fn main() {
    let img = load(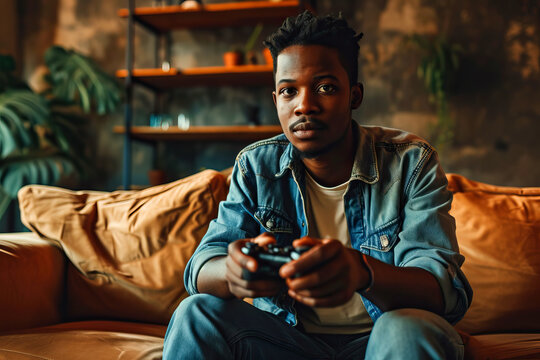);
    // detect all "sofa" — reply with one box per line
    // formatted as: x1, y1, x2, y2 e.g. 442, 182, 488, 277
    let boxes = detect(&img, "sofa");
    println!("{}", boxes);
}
0, 169, 539, 359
